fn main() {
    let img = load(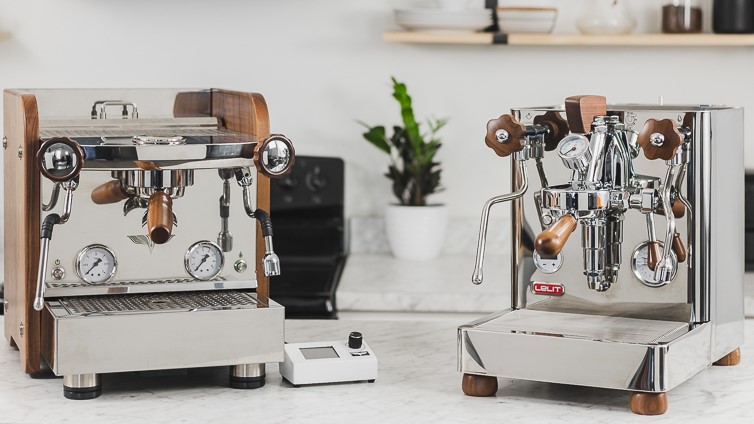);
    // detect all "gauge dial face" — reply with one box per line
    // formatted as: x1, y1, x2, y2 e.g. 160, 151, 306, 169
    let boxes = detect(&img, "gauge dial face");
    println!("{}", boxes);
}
76, 244, 117, 284
631, 241, 677, 288
533, 251, 563, 274
557, 134, 591, 159
185, 241, 224, 280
